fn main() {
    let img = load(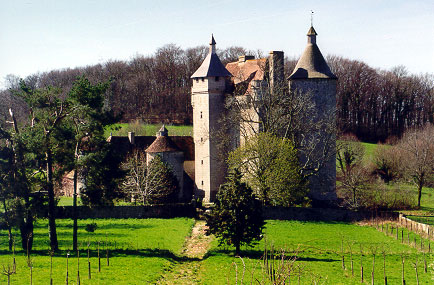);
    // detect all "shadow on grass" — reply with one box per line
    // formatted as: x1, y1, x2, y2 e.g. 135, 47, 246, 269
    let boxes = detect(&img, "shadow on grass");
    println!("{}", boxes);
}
0, 248, 201, 263
204, 249, 338, 263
